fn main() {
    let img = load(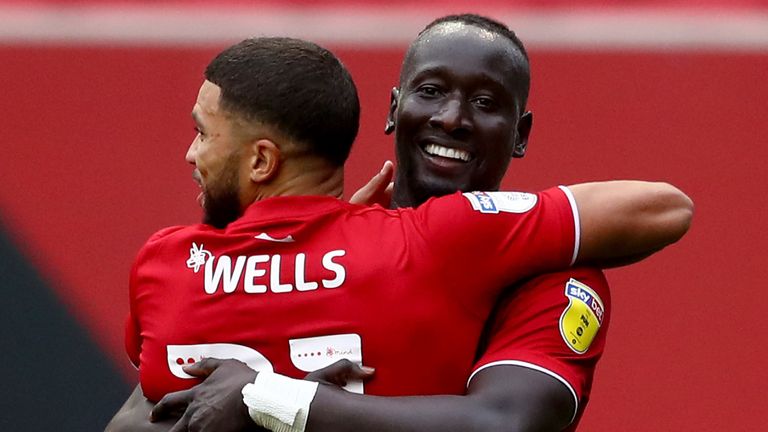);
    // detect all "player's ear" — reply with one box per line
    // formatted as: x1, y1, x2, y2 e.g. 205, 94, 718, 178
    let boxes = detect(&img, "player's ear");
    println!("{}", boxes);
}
384, 87, 400, 135
513, 111, 532, 158
249, 139, 281, 183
